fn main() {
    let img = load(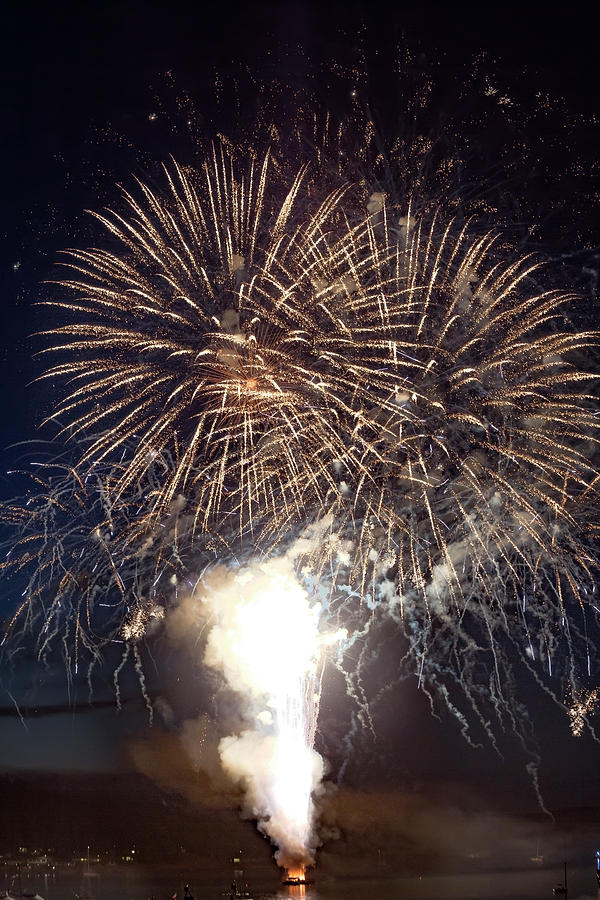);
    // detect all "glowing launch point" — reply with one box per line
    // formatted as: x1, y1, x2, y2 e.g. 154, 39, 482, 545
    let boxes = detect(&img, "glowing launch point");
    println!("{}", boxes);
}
199, 558, 345, 871
282, 866, 309, 886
